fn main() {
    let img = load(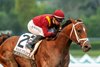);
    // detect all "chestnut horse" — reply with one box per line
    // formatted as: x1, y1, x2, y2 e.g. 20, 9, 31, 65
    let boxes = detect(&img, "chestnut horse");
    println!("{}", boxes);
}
0, 18, 91, 67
